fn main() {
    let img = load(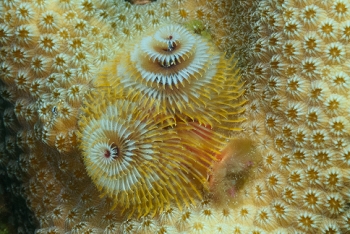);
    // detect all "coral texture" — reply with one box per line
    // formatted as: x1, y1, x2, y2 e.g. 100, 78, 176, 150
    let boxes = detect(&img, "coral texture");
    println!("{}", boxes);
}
1, 0, 350, 234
